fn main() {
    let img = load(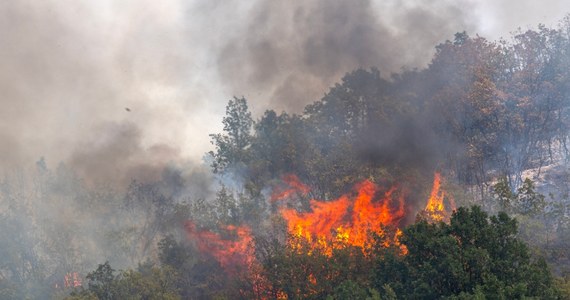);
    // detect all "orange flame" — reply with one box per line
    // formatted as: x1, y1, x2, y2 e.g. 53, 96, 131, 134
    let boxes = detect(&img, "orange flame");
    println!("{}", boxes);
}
279, 180, 406, 255
421, 172, 455, 223
183, 172, 454, 295
184, 221, 254, 273
184, 222, 271, 298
